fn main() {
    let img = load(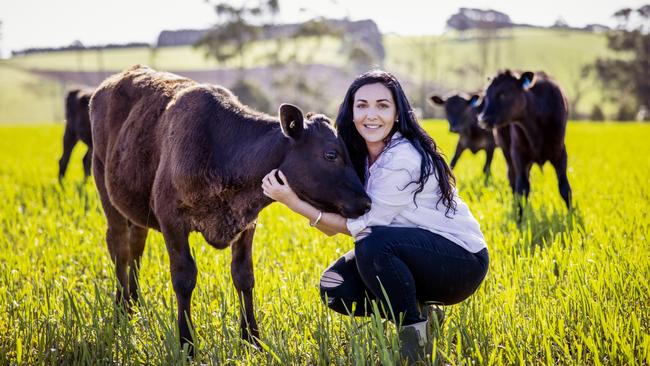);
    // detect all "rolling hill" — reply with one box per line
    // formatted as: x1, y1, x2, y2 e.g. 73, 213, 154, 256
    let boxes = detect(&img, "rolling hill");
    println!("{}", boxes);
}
0, 27, 615, 123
